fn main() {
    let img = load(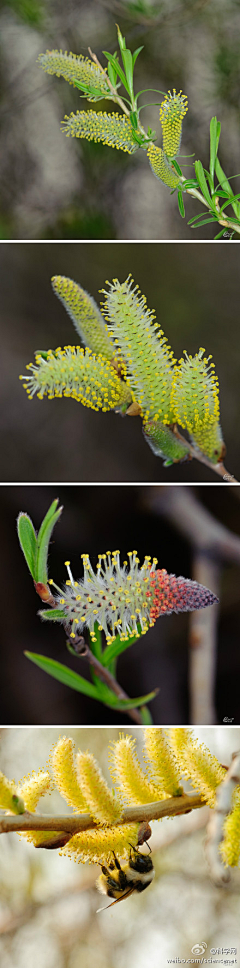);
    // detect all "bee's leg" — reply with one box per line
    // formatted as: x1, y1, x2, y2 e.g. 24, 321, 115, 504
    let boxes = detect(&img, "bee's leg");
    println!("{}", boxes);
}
112, 852, 122, 871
